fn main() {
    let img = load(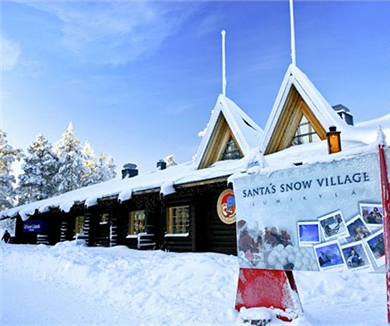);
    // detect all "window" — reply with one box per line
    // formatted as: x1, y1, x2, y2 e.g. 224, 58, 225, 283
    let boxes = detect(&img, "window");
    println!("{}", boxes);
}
290, 115, 321, 146
221, 137, 242, 161
75, 216, 84, 234
128, 210, 146, 235
167, 206, 190, 234
100, 213, 109, 225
